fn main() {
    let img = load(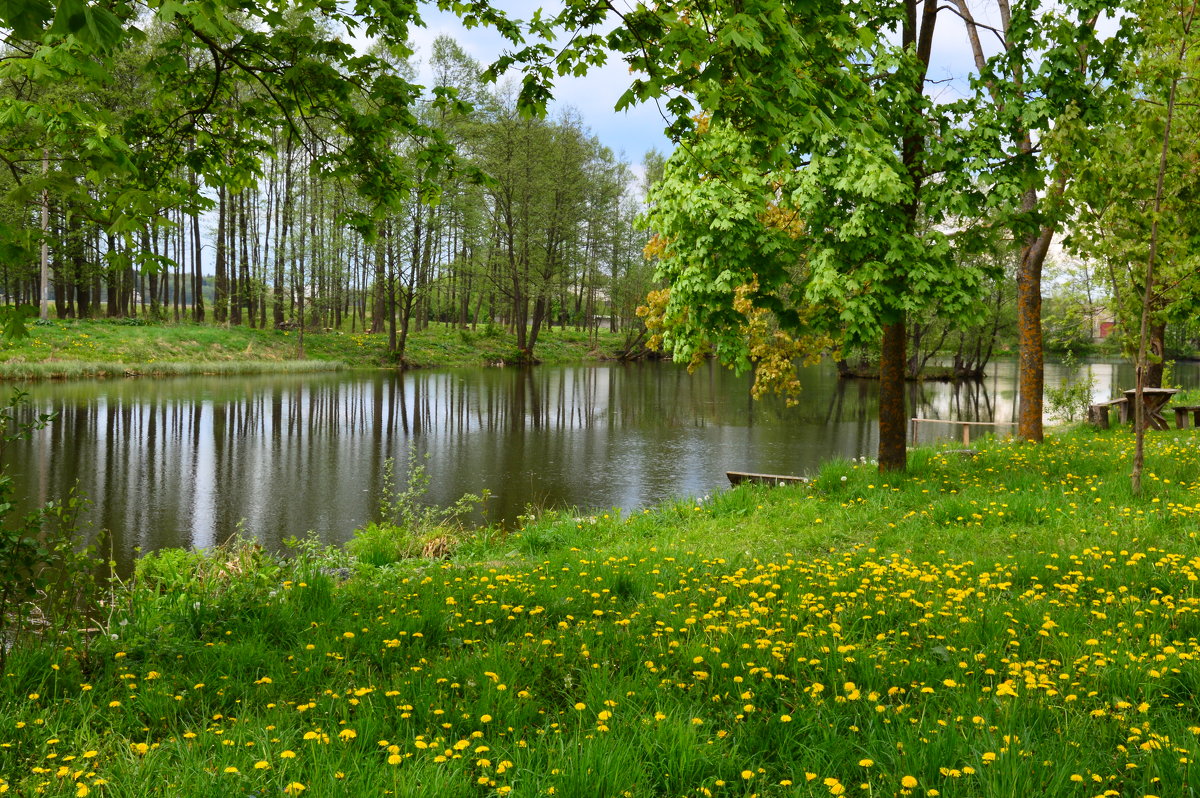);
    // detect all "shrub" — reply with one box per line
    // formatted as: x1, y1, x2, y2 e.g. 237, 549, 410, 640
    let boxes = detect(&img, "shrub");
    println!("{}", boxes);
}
0, 390, 106, 669
348, 453, 490, 566
1046, 354, 1096, 423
